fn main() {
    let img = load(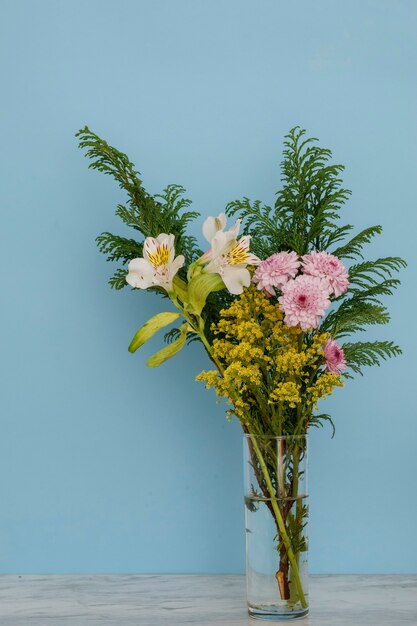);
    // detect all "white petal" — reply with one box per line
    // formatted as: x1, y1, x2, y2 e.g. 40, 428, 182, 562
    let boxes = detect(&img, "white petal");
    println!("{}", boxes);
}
162, 254, 185, 291
144, 234, 176, 264
210, 230, 229, 258
232, 235, 260, 265
202, 213, 227, 242
229, 218, 242, 240
165, 235, 176, 263
222, 266, 251, 295
143, 237, 158, 261
128, 257, 150, 274
156, 233, 174, 250
204, 258, 220, 274
126, 258, 155, 289
247, 253, 261, 266
238, 235, 251, 251
170, 254, 185, 277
